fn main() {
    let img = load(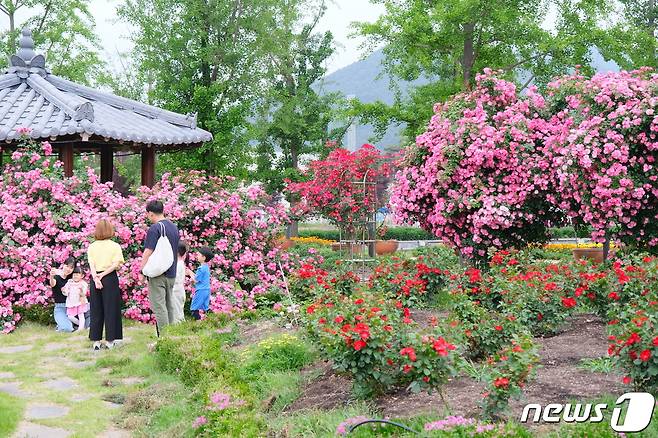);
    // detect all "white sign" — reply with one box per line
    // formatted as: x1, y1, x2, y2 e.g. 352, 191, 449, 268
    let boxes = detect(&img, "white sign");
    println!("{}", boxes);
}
520, 392, 655, 433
